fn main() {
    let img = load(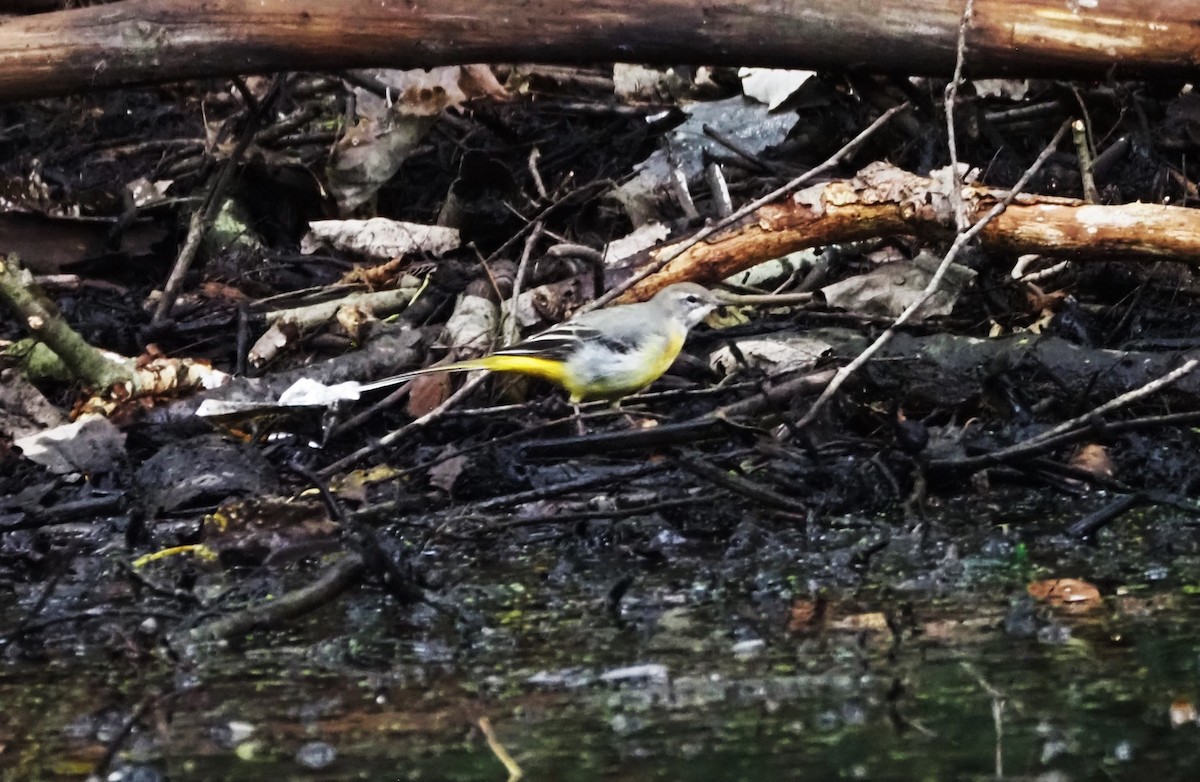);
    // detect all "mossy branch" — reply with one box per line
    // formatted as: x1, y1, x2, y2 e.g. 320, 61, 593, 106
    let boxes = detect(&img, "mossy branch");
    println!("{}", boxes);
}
0, 254, 137, 391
